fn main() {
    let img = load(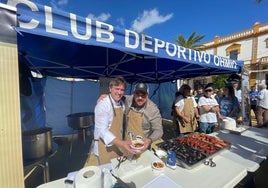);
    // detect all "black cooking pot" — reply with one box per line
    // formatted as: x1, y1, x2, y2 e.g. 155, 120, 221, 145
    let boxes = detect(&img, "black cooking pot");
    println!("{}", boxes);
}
22, 127, 52, 160
67, 112, 94, 129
